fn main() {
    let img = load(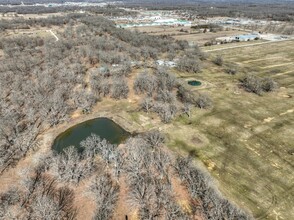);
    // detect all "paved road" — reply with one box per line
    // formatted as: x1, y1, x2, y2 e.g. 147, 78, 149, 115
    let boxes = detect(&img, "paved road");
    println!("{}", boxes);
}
202, 39, 293, 52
